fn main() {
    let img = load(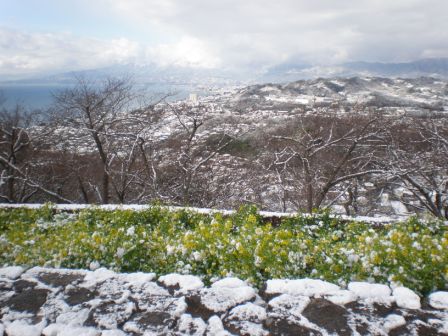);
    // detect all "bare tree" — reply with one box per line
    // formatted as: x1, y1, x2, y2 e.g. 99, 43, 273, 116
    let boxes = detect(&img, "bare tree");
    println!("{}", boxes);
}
53, 76, 148, 203
164, 102, 242, 206
387, 118, 448, 219
0, 103, 71, 203
271, 114, 385, 213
